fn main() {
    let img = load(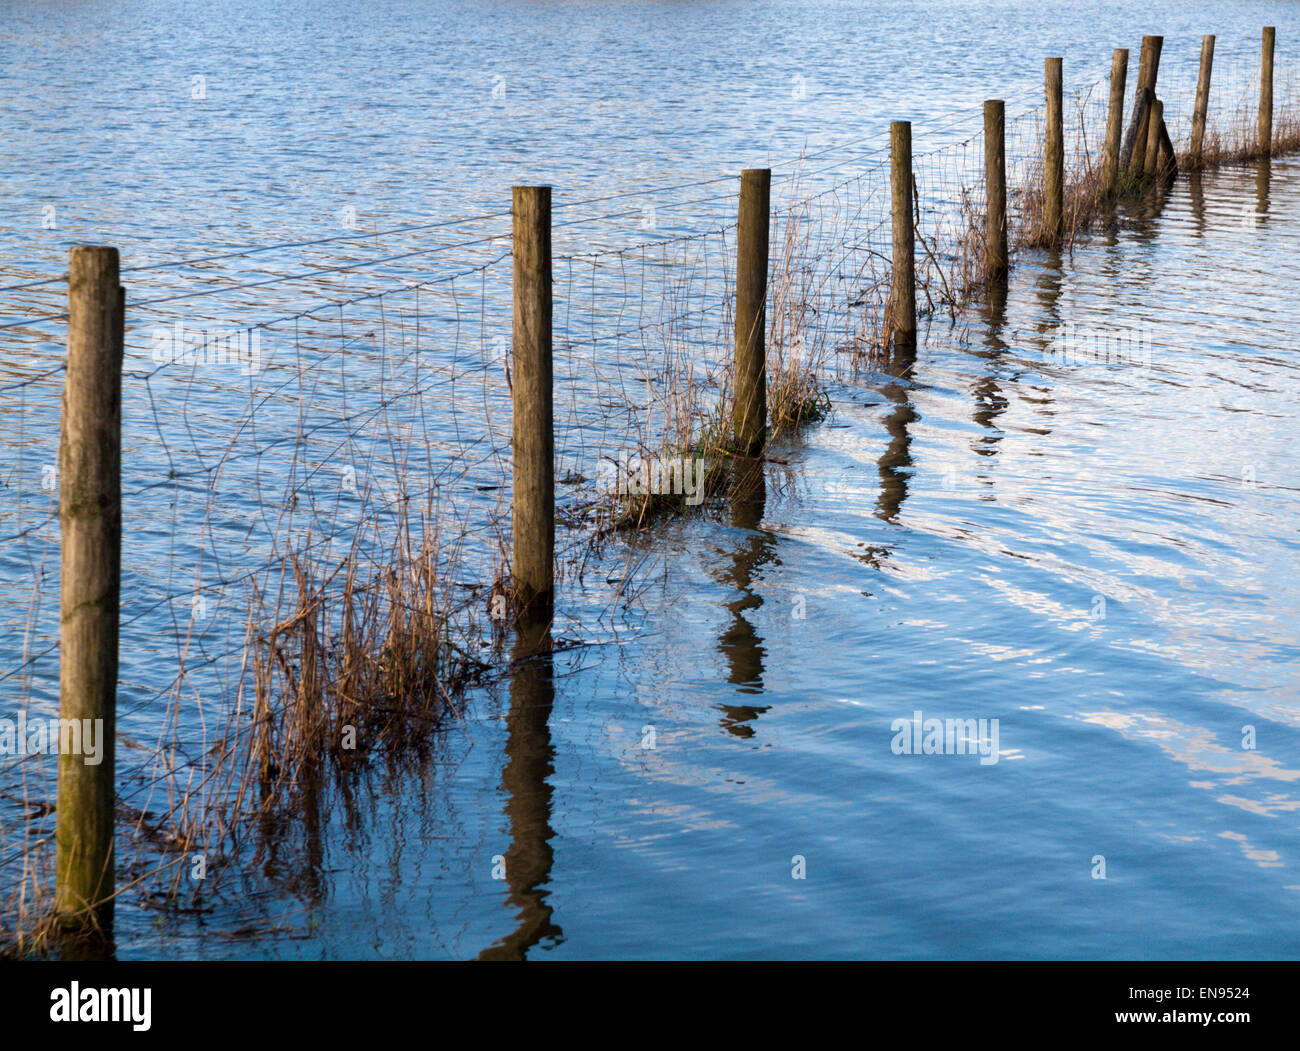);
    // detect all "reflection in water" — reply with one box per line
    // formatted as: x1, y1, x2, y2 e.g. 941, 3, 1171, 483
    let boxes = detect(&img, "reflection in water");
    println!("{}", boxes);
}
971, 278, 1010, 459
715, 458, 773, 736
875, 341, 917, 524
1033, 246, 1065, 338
479, 616, 562, 959
1256, 157, 1272, 224
1188, 169, 1206, 237
57, 927, 115, 963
